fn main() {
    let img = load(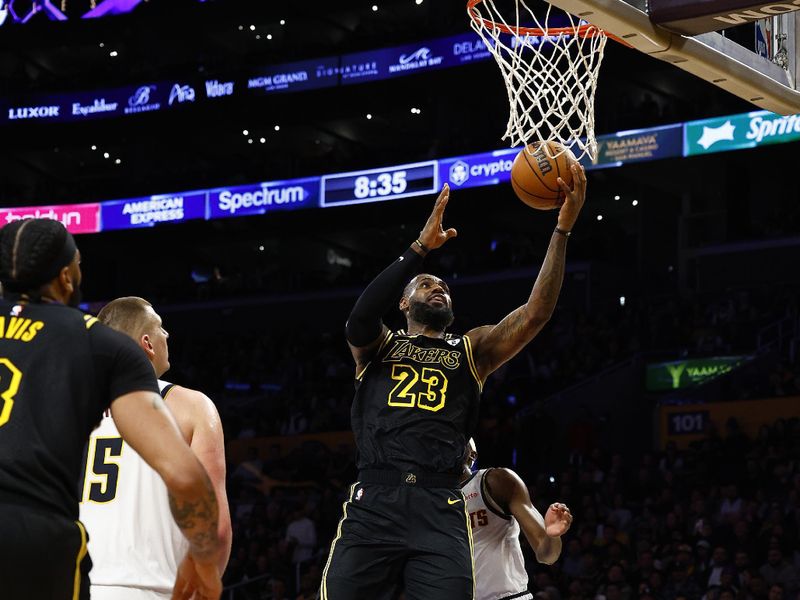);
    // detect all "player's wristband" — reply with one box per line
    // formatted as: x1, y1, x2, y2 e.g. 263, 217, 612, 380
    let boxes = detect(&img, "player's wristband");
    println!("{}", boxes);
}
554, 226, 571, 238
414, 239, 429, 254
